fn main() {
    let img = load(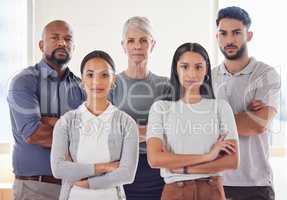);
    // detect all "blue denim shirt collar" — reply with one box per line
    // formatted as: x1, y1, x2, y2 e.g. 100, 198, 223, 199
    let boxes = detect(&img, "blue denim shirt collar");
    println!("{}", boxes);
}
38, 59, 71, 80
